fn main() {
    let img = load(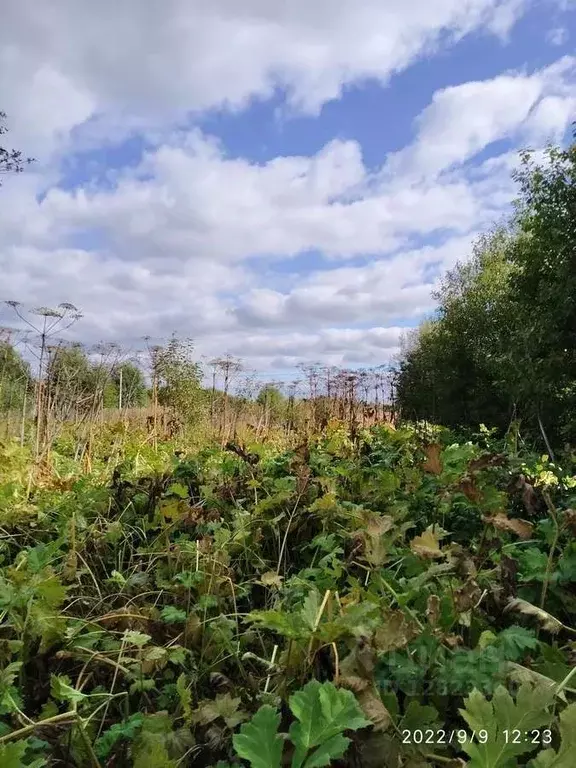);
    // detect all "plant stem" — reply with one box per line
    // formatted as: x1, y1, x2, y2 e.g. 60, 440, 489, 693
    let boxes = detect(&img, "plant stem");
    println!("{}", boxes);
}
0, 711, 77, 743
